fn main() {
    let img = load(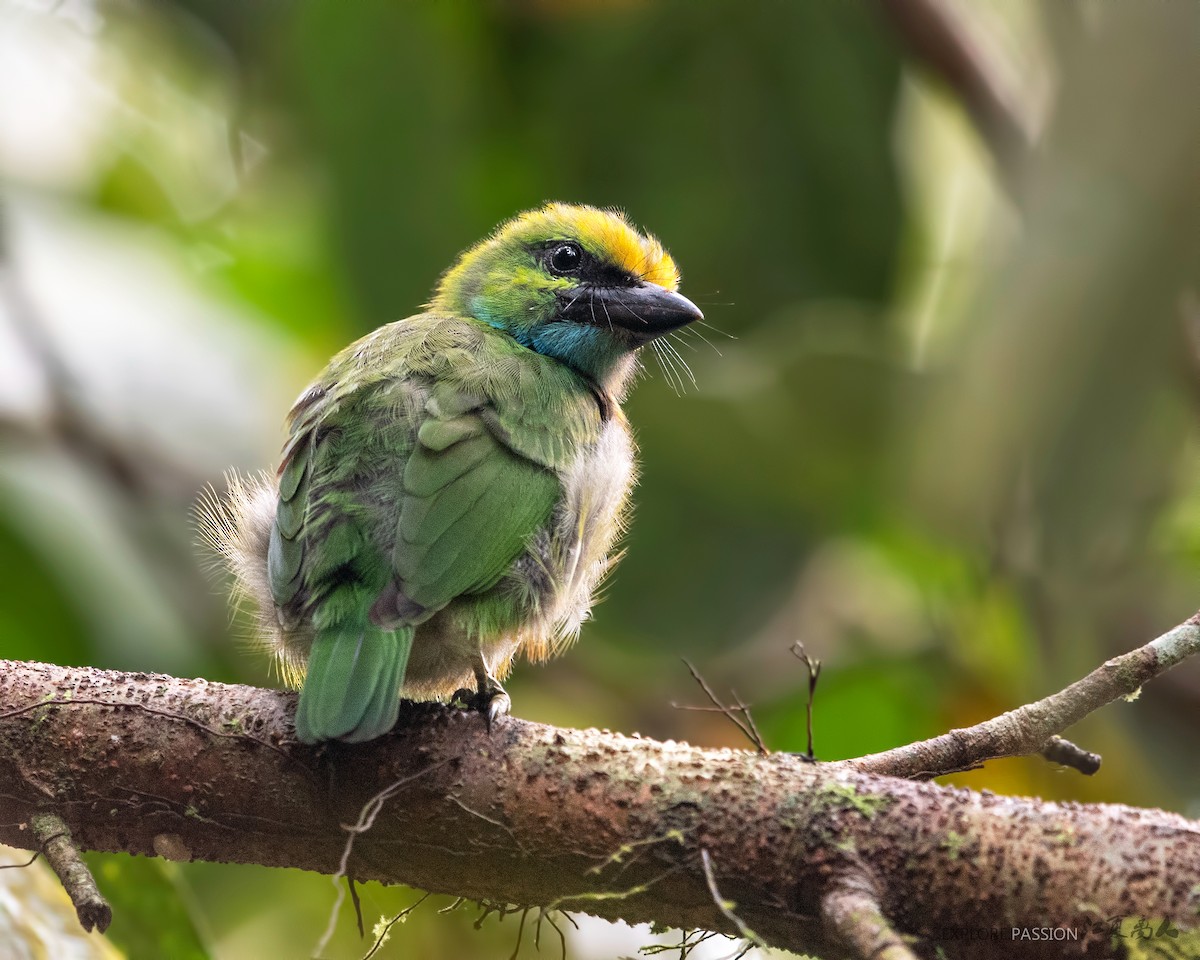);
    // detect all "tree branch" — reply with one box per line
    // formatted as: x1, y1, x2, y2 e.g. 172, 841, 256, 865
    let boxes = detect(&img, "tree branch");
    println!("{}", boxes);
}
840, 613, 1200, 780
0, 656, 1197, 959
876, 0, 1033, 171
